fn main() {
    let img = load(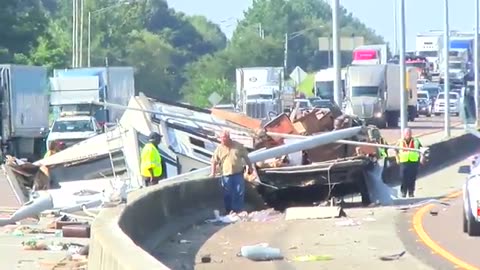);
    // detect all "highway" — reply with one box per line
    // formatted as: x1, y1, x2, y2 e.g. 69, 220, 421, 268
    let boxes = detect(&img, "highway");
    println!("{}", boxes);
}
413, 196, 480, 270
380, 115, 462, 143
